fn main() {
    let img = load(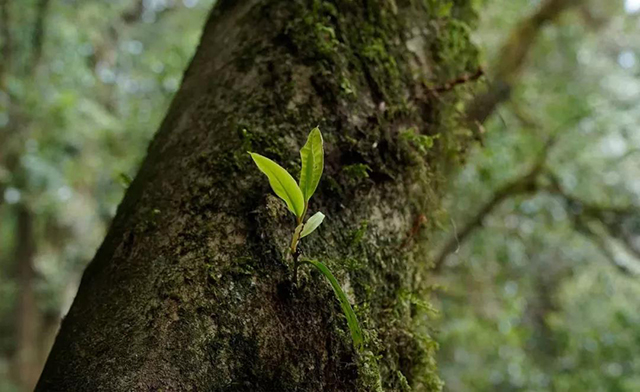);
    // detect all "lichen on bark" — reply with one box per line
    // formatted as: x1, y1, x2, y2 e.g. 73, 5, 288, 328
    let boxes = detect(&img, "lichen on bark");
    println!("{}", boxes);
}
37, 0, 479, 391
